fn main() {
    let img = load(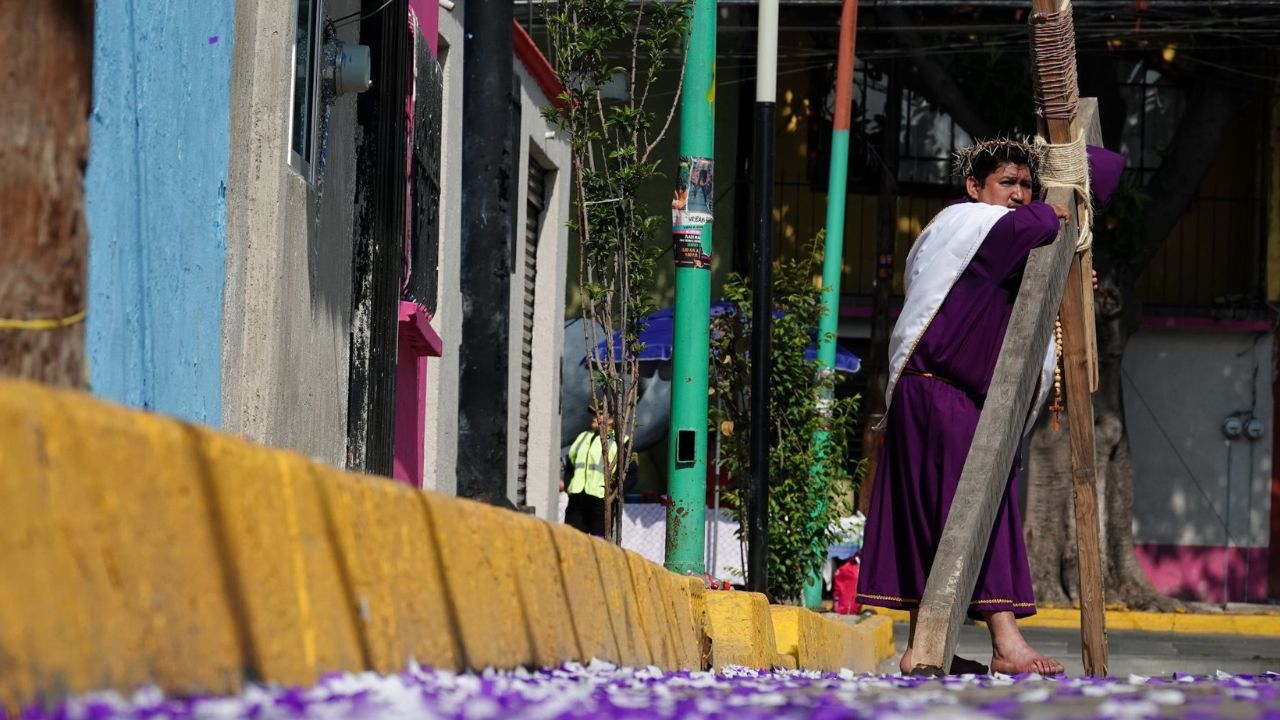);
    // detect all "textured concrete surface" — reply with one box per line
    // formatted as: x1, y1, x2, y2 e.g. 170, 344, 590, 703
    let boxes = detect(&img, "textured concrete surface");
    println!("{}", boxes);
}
704, 593, 789, 670
771, 608, 895, 673
220, 0, 360, 467
887, 620, 1280, 677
